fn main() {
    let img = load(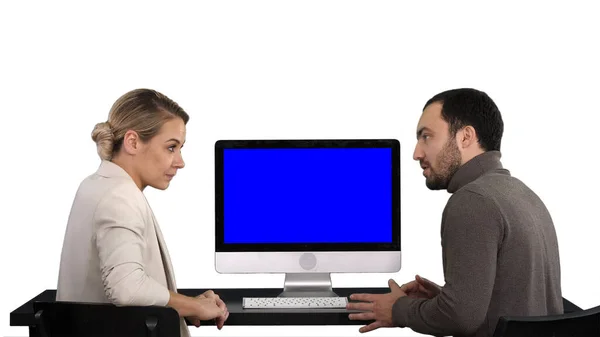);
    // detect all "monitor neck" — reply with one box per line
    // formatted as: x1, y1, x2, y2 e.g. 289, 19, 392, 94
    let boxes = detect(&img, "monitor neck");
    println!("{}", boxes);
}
279, 273, 339, 297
